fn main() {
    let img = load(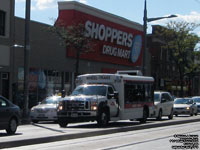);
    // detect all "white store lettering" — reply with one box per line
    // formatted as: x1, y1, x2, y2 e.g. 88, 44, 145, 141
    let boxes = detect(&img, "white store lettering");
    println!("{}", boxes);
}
85, 20, 133, 48
102, 45, 131, 59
